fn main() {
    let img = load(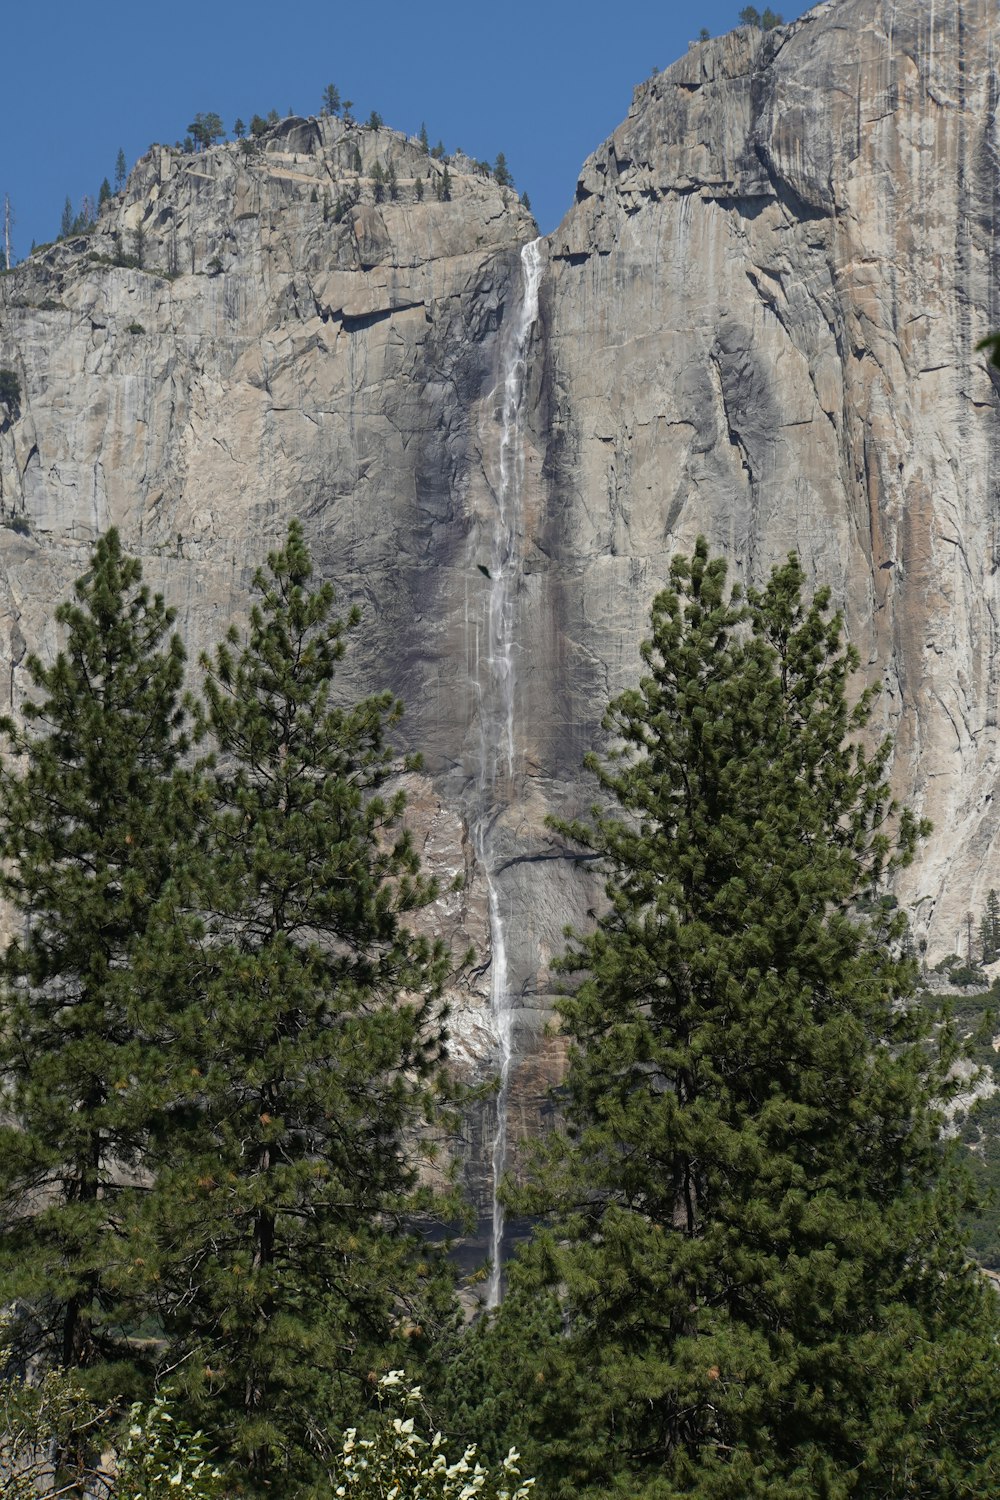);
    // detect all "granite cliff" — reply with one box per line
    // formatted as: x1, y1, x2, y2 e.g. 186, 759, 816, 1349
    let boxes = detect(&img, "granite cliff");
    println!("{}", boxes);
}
1, 0, 999, 1240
